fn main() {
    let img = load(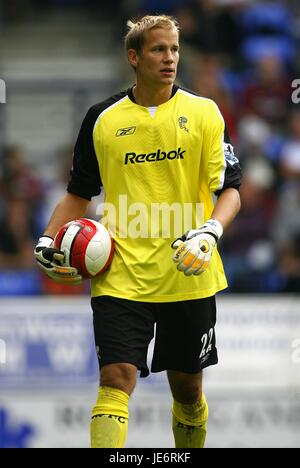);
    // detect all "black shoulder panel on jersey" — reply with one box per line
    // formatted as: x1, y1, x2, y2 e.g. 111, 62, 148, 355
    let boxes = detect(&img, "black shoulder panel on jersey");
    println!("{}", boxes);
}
215, 125, 242, 197
67, 89, 129, 201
